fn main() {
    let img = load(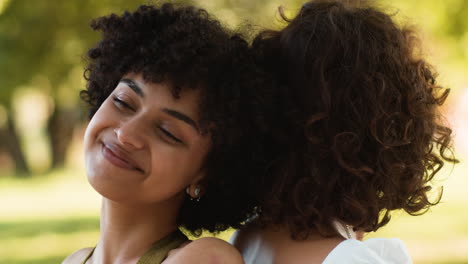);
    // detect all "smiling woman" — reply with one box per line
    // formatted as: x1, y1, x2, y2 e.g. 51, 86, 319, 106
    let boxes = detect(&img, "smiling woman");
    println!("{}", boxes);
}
62, 2, 276, 264
84, 73, 211, 204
